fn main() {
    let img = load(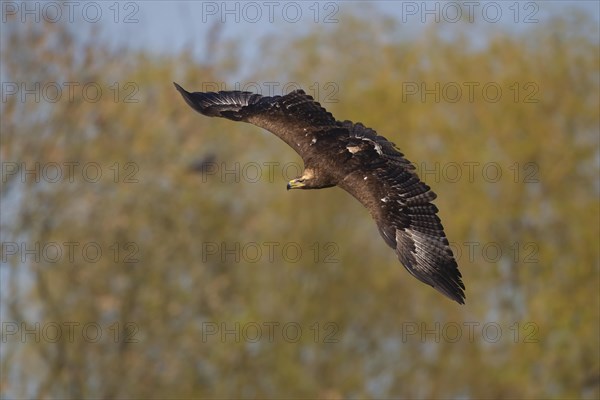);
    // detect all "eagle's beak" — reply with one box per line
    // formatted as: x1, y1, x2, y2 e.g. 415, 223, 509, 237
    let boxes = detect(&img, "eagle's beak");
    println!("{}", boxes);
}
287, 179, 305, 190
